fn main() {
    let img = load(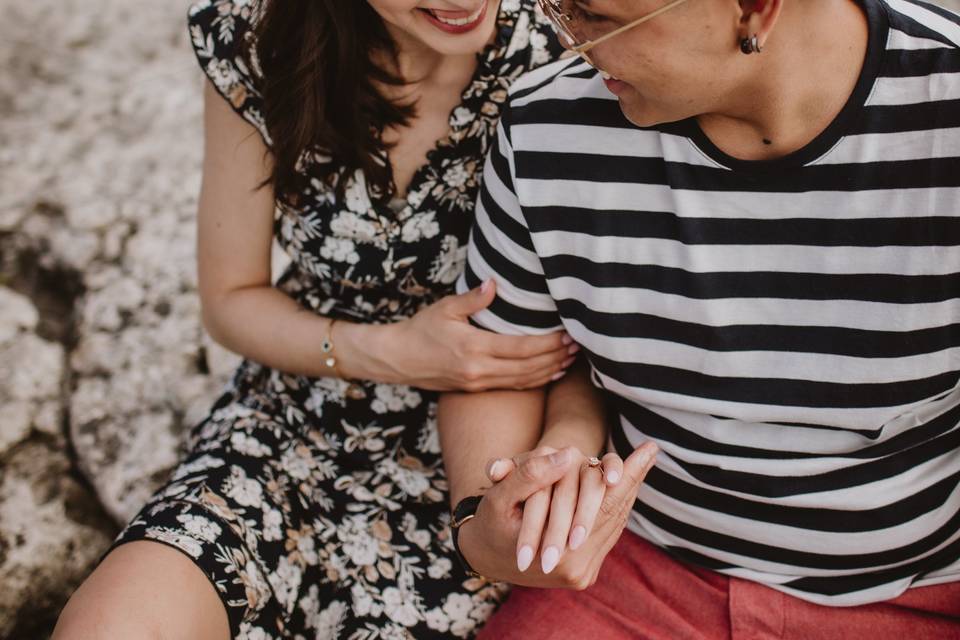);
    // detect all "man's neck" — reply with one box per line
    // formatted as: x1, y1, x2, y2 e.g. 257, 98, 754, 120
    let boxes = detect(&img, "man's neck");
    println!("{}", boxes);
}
697, 0, 870, 162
